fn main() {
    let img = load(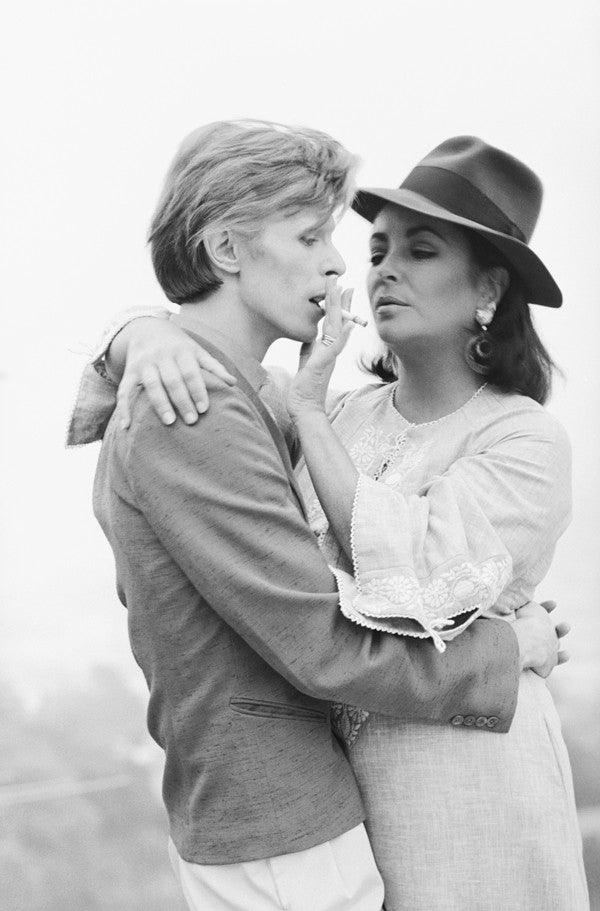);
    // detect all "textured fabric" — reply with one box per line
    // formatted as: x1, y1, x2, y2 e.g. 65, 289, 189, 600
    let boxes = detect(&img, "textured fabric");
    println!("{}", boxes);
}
301, 382, 571, 650
66, 305, 171, 446
90, 321, 525, 866
168, 825, 384, 911
352, 673, 589, 910
298, 382, 589, 910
